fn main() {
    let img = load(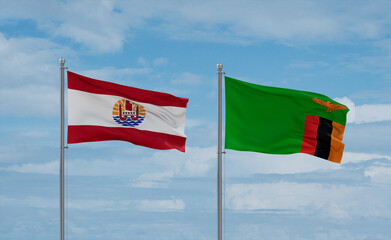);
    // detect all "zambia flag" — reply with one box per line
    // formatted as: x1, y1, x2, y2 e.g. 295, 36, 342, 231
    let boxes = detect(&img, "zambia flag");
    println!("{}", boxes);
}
225, 77, 349, 164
